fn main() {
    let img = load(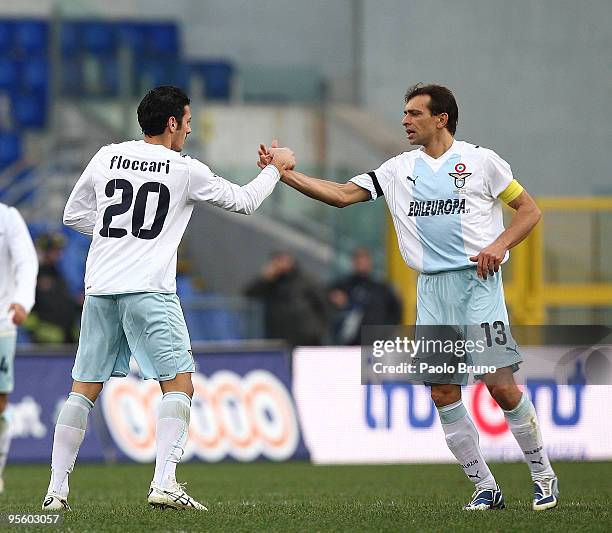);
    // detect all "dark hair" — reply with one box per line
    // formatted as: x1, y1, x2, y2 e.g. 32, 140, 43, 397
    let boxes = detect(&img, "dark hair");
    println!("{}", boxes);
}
137, 85, 190, 136
404, 83, 458, 135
